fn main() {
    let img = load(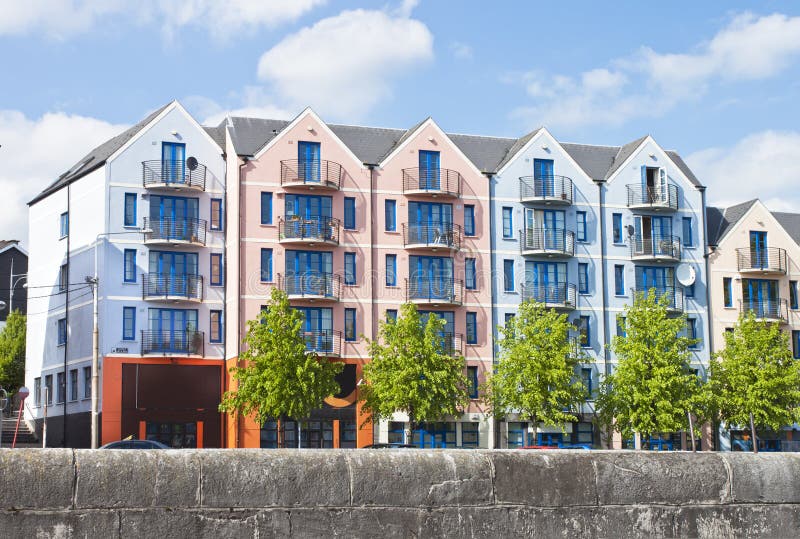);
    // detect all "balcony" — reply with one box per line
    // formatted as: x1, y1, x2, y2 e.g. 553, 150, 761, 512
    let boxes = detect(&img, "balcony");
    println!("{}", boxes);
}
519, 176, 573, 205
143, 217, 207, 247
280, 159, 344, 190
441, 333, 464, 357
520, 228, 575, 257
739, 298, 788, 324
142, 274, 203, 303
402, 168, 462, 198
142, 160, 206, 191
631, 234, 681, 263
403, 223, 462, 251
278, 216, 340, 246
406, 278, 464, 306
521, 283, 577, 310
141, 330, 204, 356
736, 247, 788, 275
635, 286, 684, 313
302, 330, 342, 357
279, 273, 341, 302
626, 184, 679, 211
